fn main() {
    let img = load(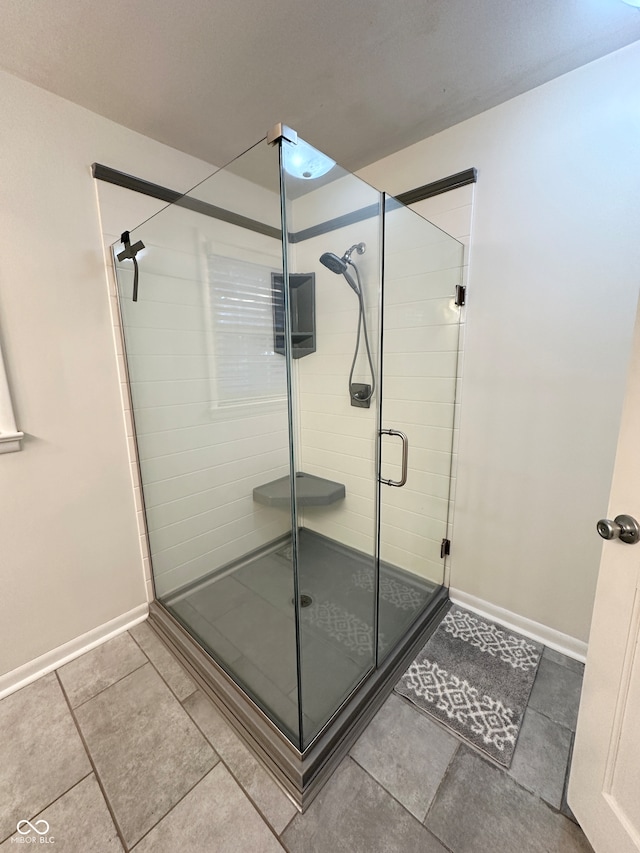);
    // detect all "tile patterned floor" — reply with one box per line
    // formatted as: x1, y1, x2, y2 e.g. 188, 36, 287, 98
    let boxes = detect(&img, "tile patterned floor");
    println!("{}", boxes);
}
0, 619, 593, 852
